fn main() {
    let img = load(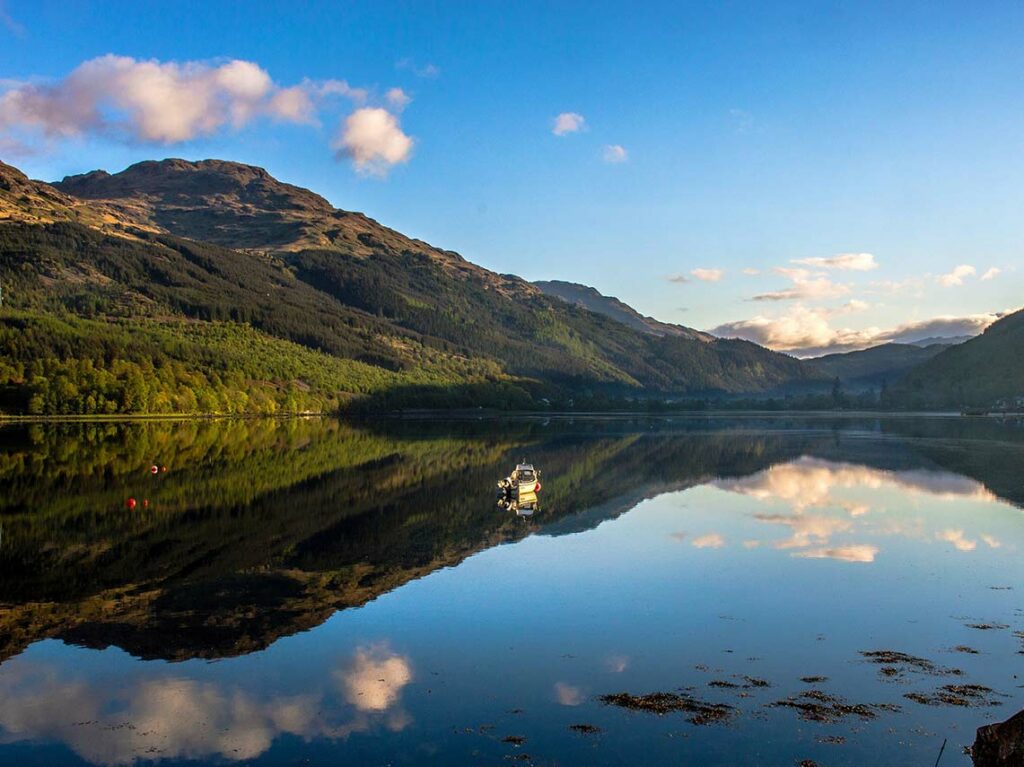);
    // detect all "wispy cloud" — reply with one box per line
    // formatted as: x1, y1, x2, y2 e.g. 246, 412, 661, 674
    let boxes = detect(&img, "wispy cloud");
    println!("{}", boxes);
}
981, 267, 1001, 281
602, 143, 628, 163
385, 87, 411, 110
396, 58, 440, 78
0, 0, 24, 37
666, 273, 690, 284
937, 264, 976, 287
752, 267, 849, 302
552, 112, 585, 136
